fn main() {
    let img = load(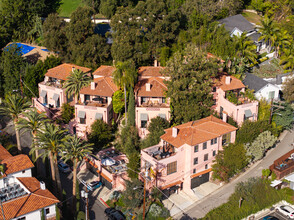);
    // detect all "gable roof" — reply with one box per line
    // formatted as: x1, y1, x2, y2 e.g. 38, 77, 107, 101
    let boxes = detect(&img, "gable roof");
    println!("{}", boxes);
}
1, 154, 34, 176
0, 177, 59, 220
243, 72, 269, 92
161, 115, 237, 148
0, 145, 12, 161
138, 66, 165, 78
93, 65, 116, 77
135, 77, 167, 97
215, 74, 245, 91
45, 63, 91, 81
218, 14, 255, 33
80, 77, 118, 97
